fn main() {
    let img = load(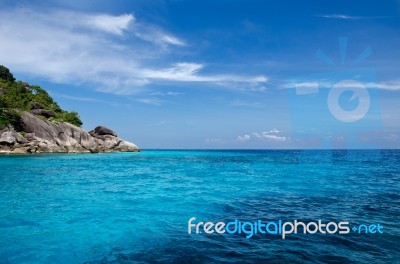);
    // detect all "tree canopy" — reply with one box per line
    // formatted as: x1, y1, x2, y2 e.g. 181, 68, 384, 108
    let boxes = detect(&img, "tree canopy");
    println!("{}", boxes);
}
0, 65, 82, 129
0, 65, 15, 82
